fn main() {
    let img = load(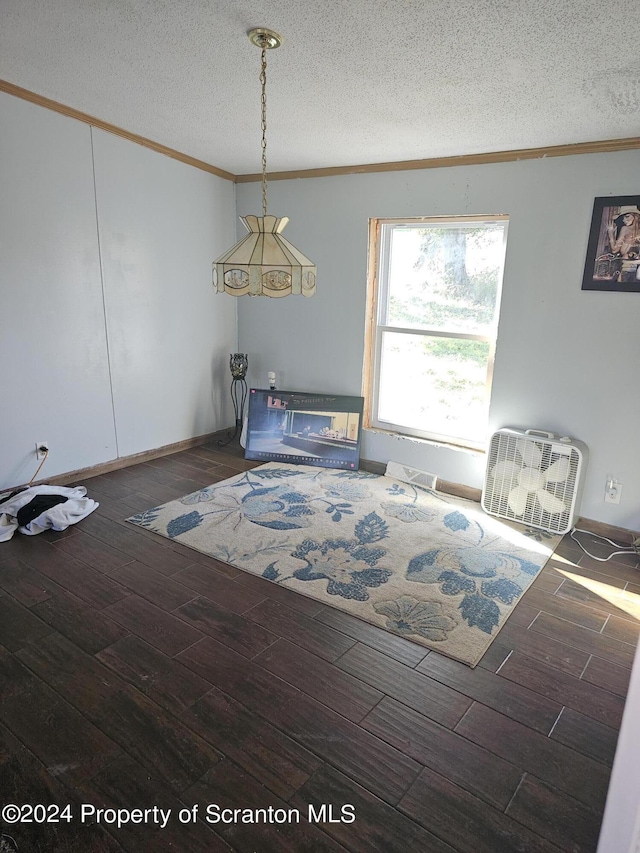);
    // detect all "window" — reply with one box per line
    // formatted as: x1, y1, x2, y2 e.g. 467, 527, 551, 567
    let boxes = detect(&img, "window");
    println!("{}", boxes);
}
366, 216, 508, 450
